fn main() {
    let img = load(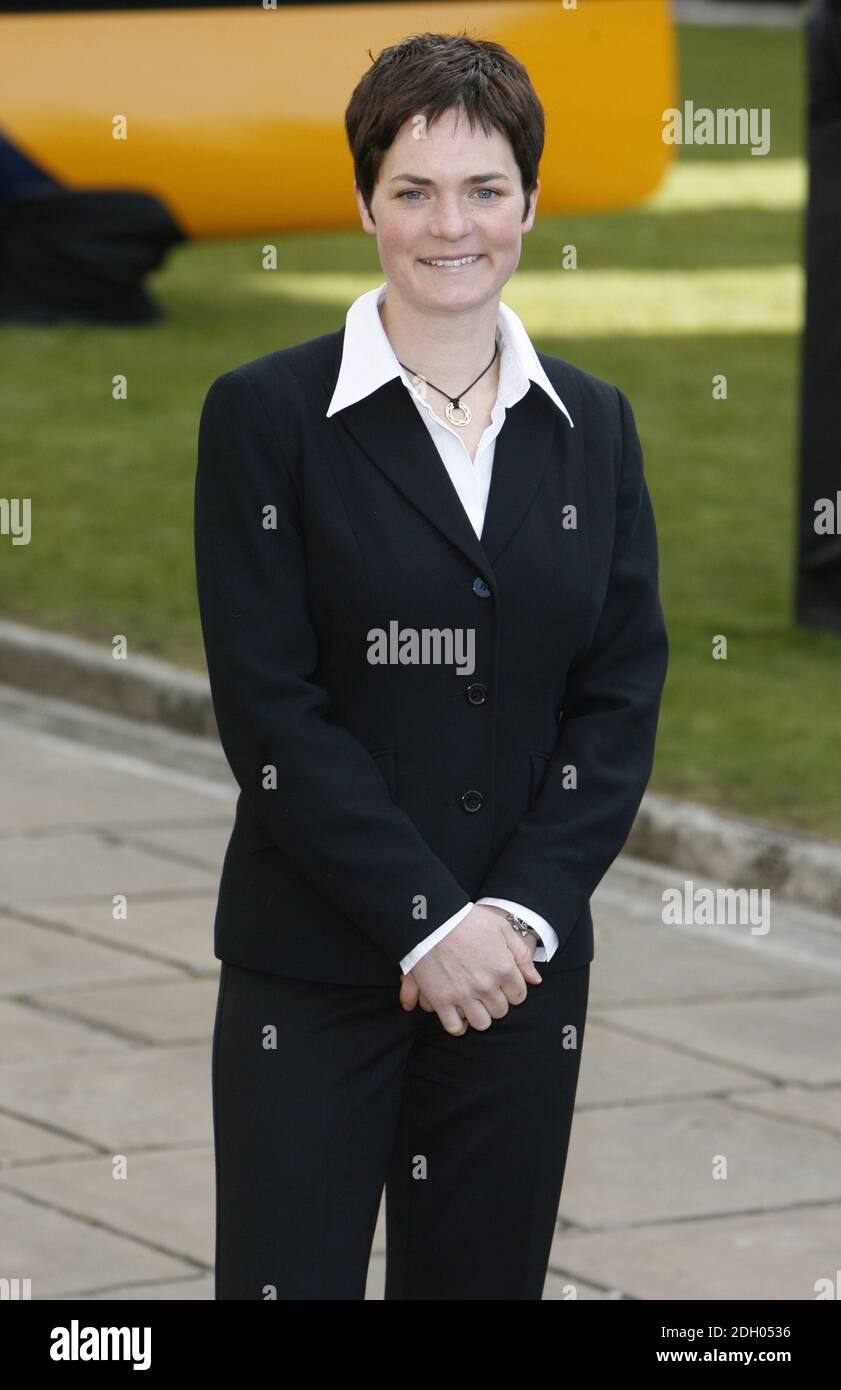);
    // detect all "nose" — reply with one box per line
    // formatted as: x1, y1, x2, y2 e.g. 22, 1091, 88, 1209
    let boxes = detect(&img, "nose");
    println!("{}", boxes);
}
426, 192, 474, 240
